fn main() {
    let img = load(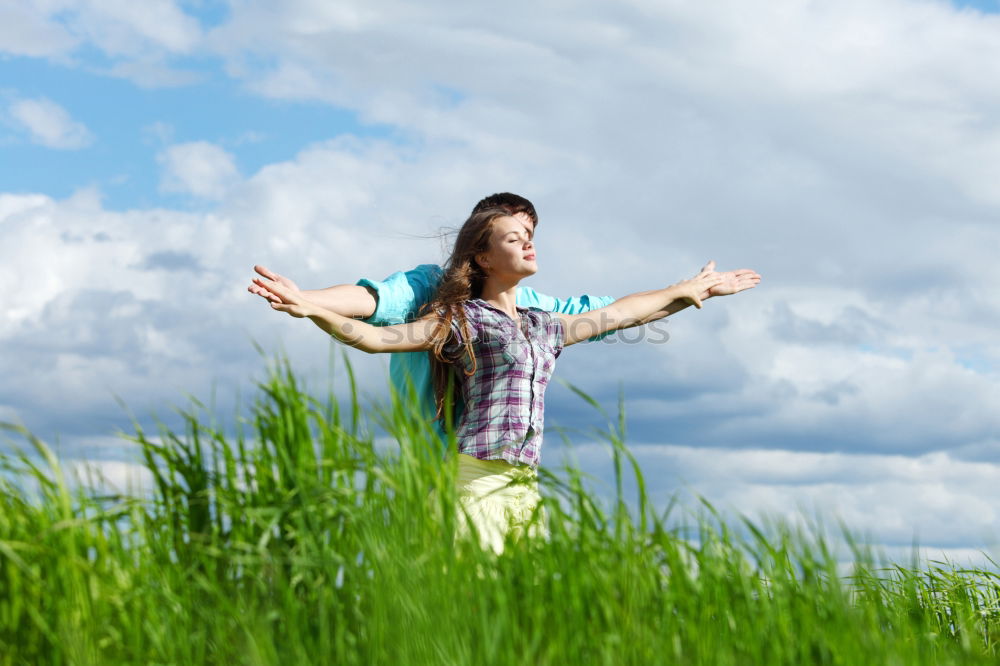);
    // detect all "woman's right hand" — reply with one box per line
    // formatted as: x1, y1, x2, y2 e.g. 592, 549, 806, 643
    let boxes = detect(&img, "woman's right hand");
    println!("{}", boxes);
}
672, 265, 725, 309
248, 265, 302, 304
252, 273, 317, 318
